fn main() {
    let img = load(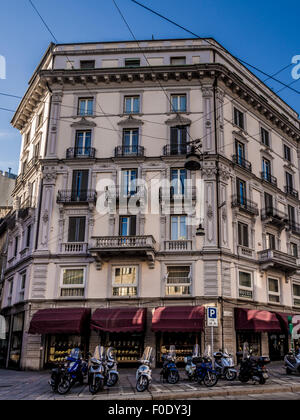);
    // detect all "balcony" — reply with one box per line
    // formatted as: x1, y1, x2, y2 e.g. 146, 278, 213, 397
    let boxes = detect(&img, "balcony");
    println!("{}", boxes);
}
90, 235, 156, 269
66, 147, 96, 159
18, 197, 35, 220
232, 155, 252, 172
61, 243, 88, 254
261, 172, 278, 187
114, 145, 145, 158
285, 186, 299, 199
162, 144, 189, 156
164, 240, 193, 252
287, 221, 300, 236
159, 186, 197, 202
105, 185, 146, 202
231, 195, 259, 216
258, 249, 298, 274
261, 207, 288, 228
57, 190, 97, 204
